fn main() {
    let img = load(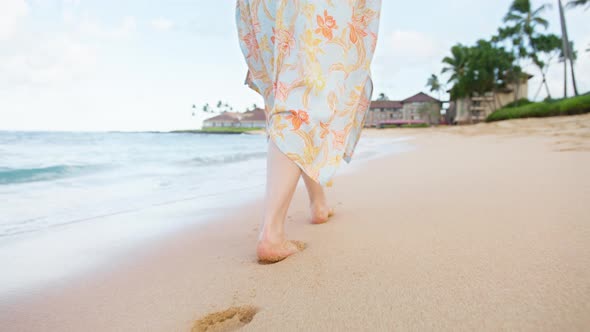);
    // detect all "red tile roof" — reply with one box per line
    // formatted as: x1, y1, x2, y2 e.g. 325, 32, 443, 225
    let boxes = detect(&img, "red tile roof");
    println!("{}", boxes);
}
242, 108, 266, 121
401, 92, 441, 104
203, 109, 266, 123
370, 100, 403, 109
203, 112, 240, 122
